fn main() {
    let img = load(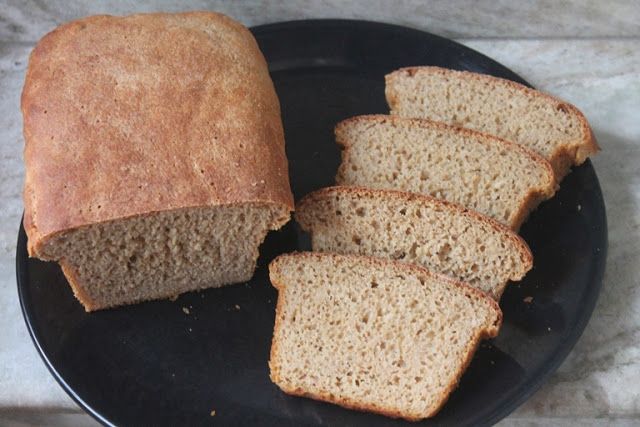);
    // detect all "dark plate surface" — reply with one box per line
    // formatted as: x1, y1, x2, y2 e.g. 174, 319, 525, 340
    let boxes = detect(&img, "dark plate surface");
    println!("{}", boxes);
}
17, 20, 607, 426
